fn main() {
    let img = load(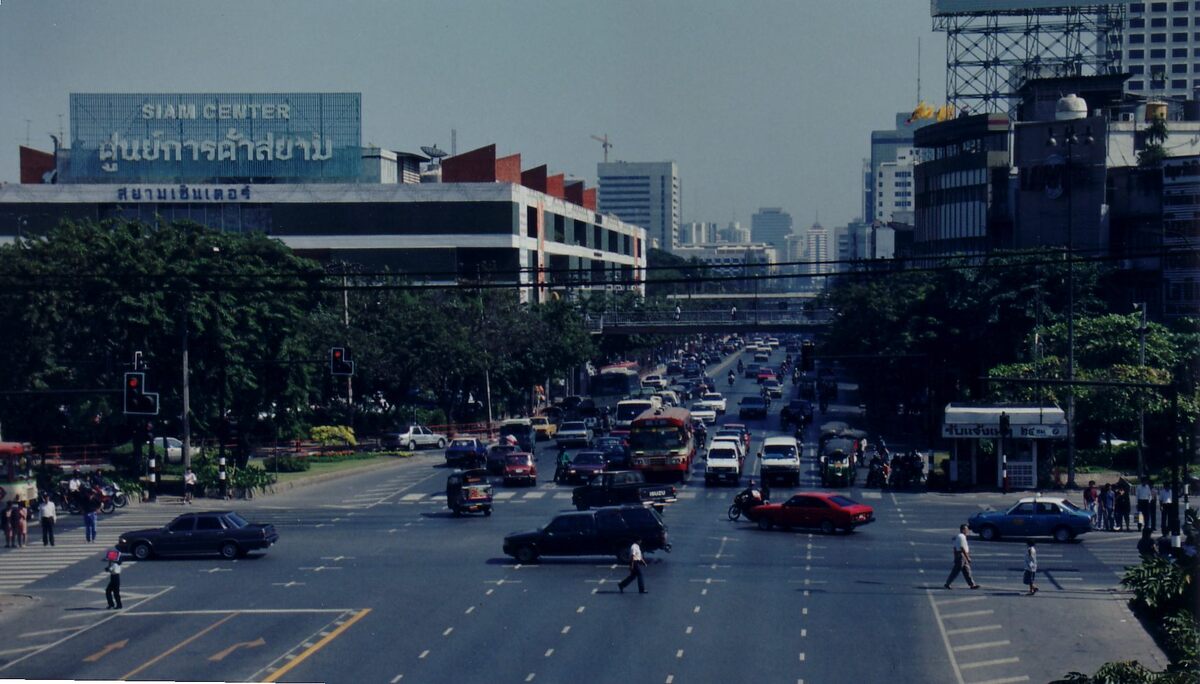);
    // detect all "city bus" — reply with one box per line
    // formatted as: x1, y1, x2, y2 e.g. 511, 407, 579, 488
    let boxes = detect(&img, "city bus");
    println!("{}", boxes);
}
613, 398, 657, 433
628, 407, 696, 482
591, 365, 641, 413
0, 443, 37, 504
